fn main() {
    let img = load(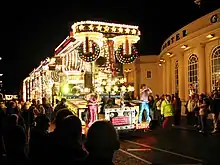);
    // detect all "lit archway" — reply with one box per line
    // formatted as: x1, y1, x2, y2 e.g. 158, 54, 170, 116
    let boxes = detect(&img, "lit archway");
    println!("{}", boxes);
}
188, 54, 198, 94
211, 45, 220, 90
